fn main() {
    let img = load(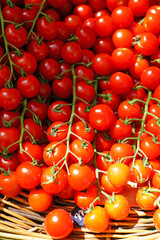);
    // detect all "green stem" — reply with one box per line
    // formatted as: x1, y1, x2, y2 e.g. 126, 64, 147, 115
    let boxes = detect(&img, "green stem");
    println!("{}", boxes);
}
26, 0, 47, 43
